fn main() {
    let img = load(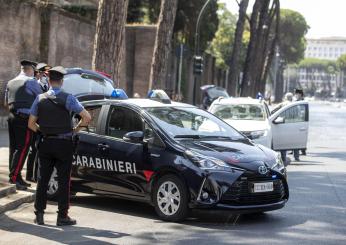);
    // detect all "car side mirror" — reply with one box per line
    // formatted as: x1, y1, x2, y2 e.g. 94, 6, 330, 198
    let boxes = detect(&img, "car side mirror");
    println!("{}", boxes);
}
273, 116, 285, 124
123, 131, 144, 143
